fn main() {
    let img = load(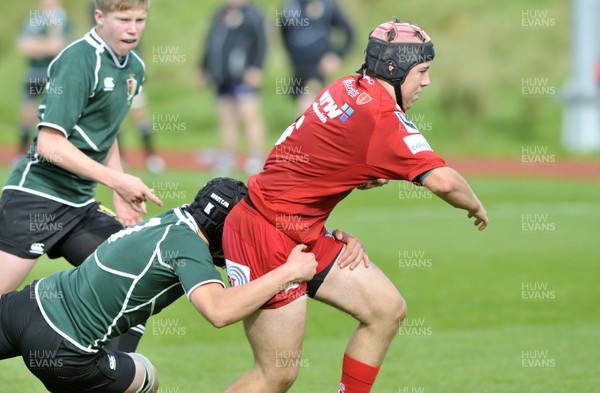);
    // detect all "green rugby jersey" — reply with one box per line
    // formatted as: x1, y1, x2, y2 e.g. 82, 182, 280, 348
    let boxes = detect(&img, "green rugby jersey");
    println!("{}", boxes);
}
35, 206, 224, 352
5, 29, 145, 206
